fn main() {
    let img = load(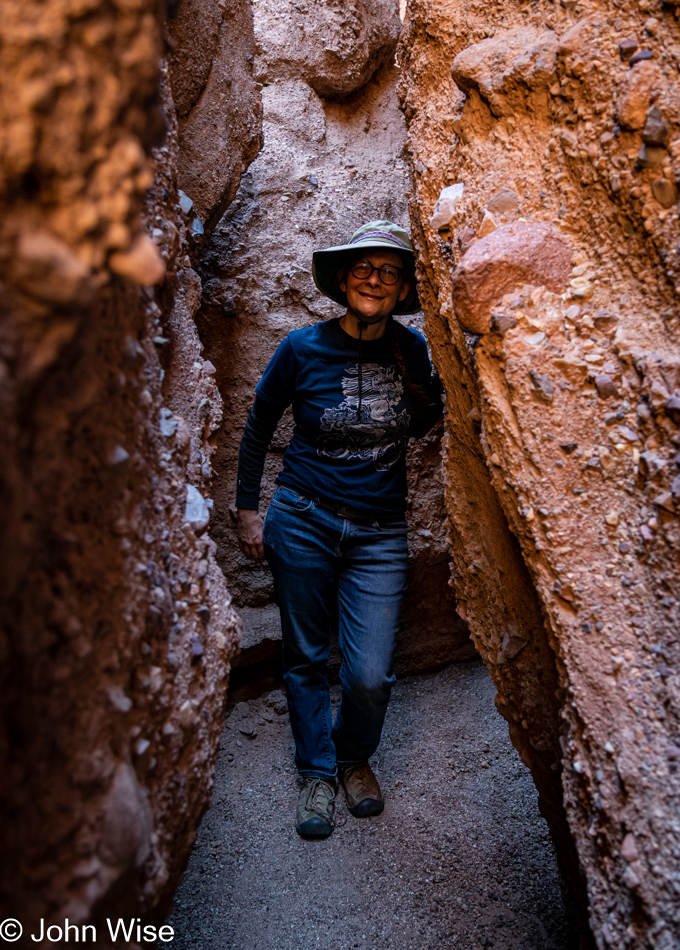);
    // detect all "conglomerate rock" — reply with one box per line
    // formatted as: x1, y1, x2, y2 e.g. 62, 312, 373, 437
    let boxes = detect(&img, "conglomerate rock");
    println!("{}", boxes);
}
194, 0, 473, 680
252, 0, 402, 99
0, 0, 259, 935
399, 0, 680, 945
